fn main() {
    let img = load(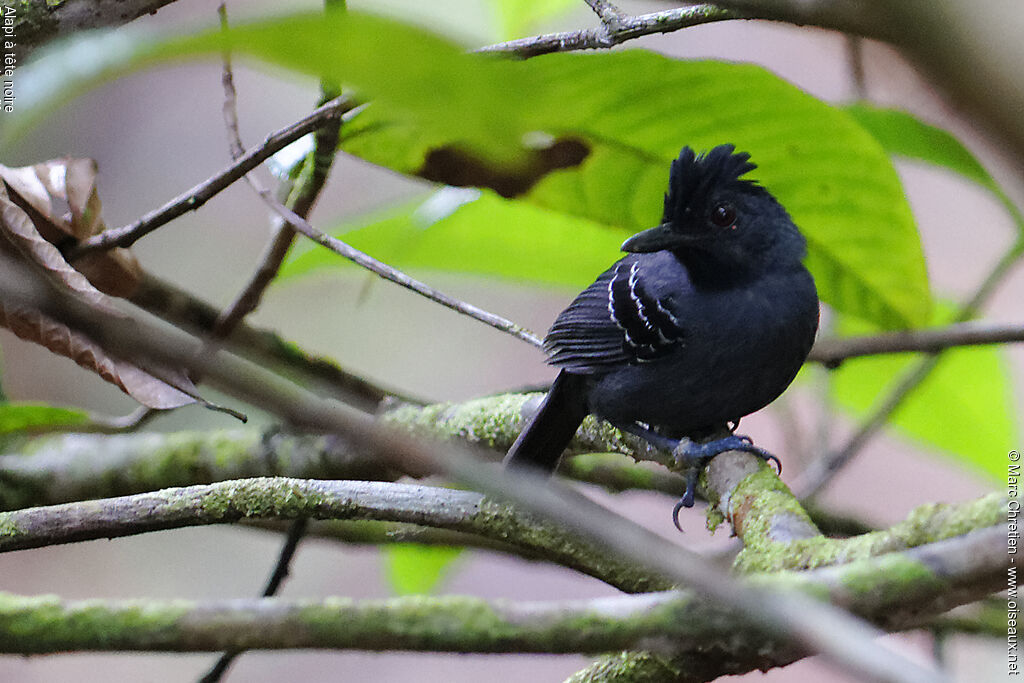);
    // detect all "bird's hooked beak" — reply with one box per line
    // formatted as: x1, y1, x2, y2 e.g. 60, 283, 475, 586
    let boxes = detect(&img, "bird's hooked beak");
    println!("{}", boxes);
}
621, 222, 704, 253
